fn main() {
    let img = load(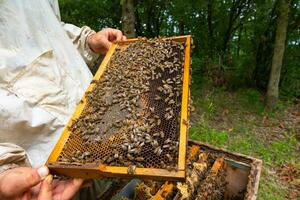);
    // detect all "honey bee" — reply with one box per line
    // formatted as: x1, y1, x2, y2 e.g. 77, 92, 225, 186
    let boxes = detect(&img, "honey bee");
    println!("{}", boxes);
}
157, 119, 161, 126
183, 119, 189, 126
164, 138, 172, 144
106, 157, 114, 163
153, 132, 160, 137
166, 154, 173, 162
154, 147, 163, 156
127, 165, 136, 174
136, 163, 144, 168
157, 86, 163, 92
82, 151, 91, 157
160, 161, 166, 168
149, 107, 155, 112
154, 95, 162, 101
152, 140, 159, 147
136, 157, 144, 162
114, 153, 119, 159
168, 99, 175, 105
